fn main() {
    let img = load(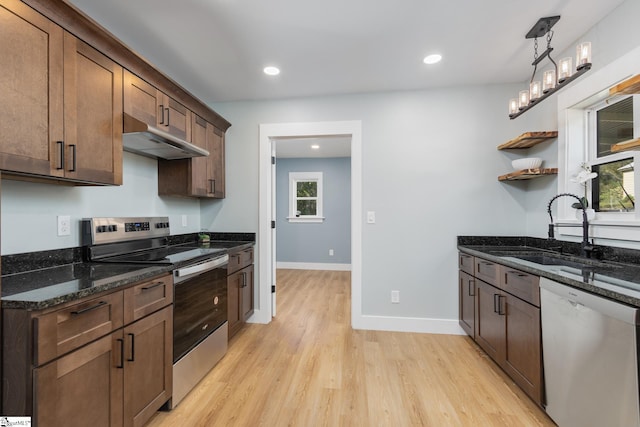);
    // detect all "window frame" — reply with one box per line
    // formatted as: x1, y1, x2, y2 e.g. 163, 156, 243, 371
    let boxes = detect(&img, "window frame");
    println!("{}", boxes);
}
586, 95, 637, 216
287, 171, 325, 223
